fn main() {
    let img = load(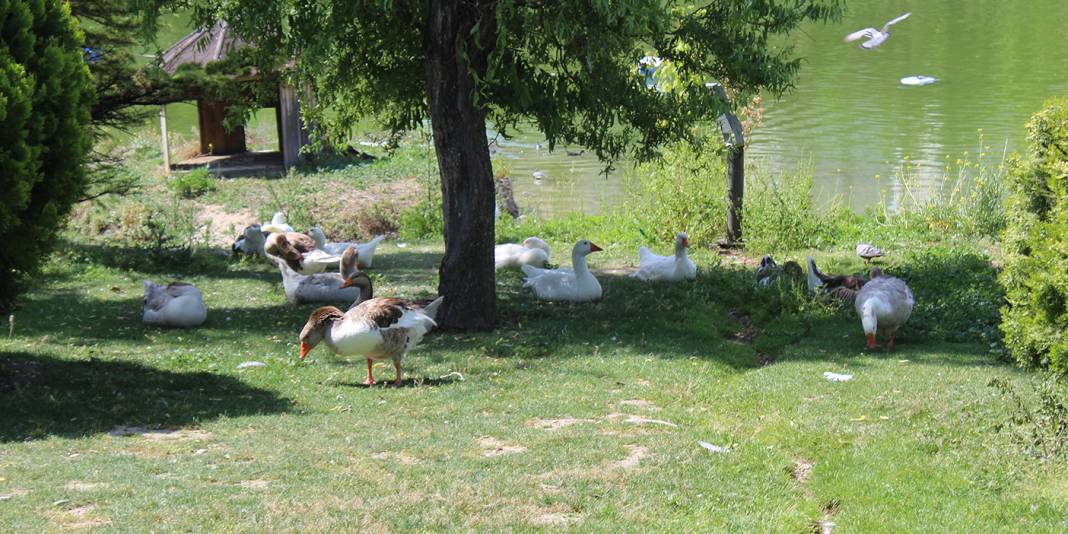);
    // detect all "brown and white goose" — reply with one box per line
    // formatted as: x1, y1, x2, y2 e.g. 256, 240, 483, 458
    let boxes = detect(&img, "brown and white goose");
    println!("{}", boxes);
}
299, 295, 444, 386
265, 231, 341, 275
